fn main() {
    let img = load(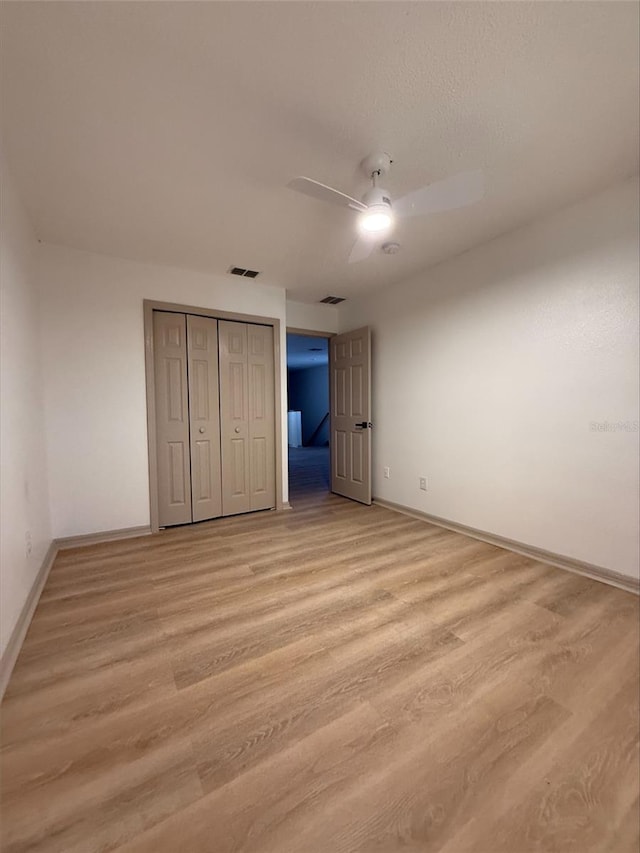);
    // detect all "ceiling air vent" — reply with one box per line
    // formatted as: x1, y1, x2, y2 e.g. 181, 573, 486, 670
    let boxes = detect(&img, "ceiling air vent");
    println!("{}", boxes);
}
320, 296, 346, 305
229, 266, 260, 278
